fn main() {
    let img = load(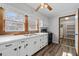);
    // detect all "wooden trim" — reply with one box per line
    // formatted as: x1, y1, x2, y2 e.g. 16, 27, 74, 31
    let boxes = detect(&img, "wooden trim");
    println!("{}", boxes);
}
0, 7, 27, 35
59, 14, 75, 19
78, 9, 79, 55
25, 15, 28, 33
59, 17, 60, 44
75, 9, 79, 56
36, 18, 39, 32
0, 7, 4, 34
